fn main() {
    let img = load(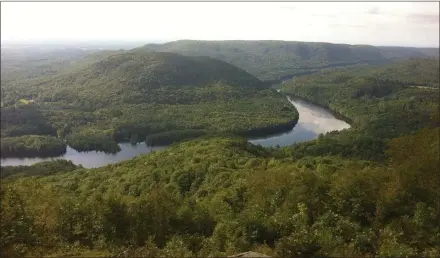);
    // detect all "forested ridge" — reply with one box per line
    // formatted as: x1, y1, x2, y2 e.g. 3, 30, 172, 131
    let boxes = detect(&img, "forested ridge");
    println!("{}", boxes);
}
2, 41, 437, 86
140, 40, 439, 81
0, 43, 132, 84
1, 56, 439, 257
1, 46, 95, 83
1, 50, 298, 156
1, 42, 439, 257
280, 58, 439, 161
1, 128, 438, 257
